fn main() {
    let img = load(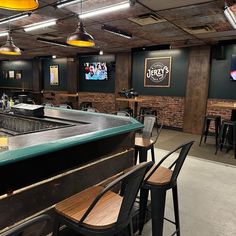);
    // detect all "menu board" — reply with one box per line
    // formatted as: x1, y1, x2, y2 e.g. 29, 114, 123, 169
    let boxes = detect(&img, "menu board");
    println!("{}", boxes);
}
50, 65, 59, 85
